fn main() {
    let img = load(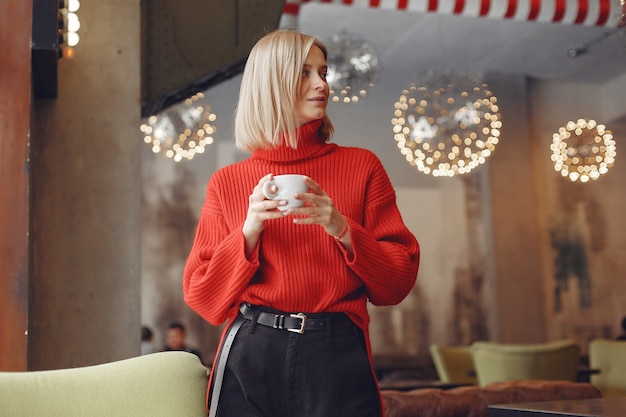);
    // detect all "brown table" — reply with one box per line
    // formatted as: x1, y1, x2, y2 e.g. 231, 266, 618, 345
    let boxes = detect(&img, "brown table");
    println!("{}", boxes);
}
378, 379, 472, 391
373, 354, 433, 381
488, 398, 626, 417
